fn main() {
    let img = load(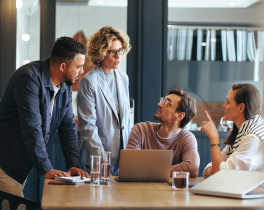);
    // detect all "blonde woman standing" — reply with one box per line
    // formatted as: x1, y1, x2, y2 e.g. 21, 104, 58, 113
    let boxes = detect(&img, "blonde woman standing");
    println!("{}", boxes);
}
77, 26, 131, 175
